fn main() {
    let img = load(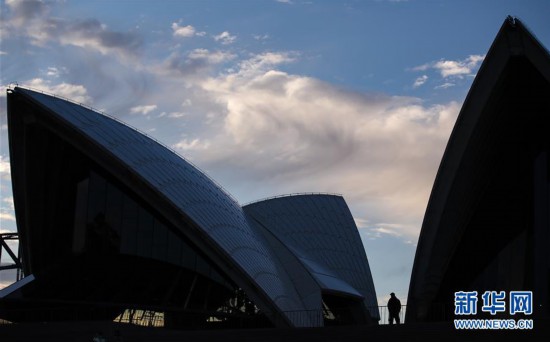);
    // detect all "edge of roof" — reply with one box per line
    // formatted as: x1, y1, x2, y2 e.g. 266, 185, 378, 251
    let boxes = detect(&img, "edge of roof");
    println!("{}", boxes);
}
407, 16, 550, 318
6, 85, 240, 206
